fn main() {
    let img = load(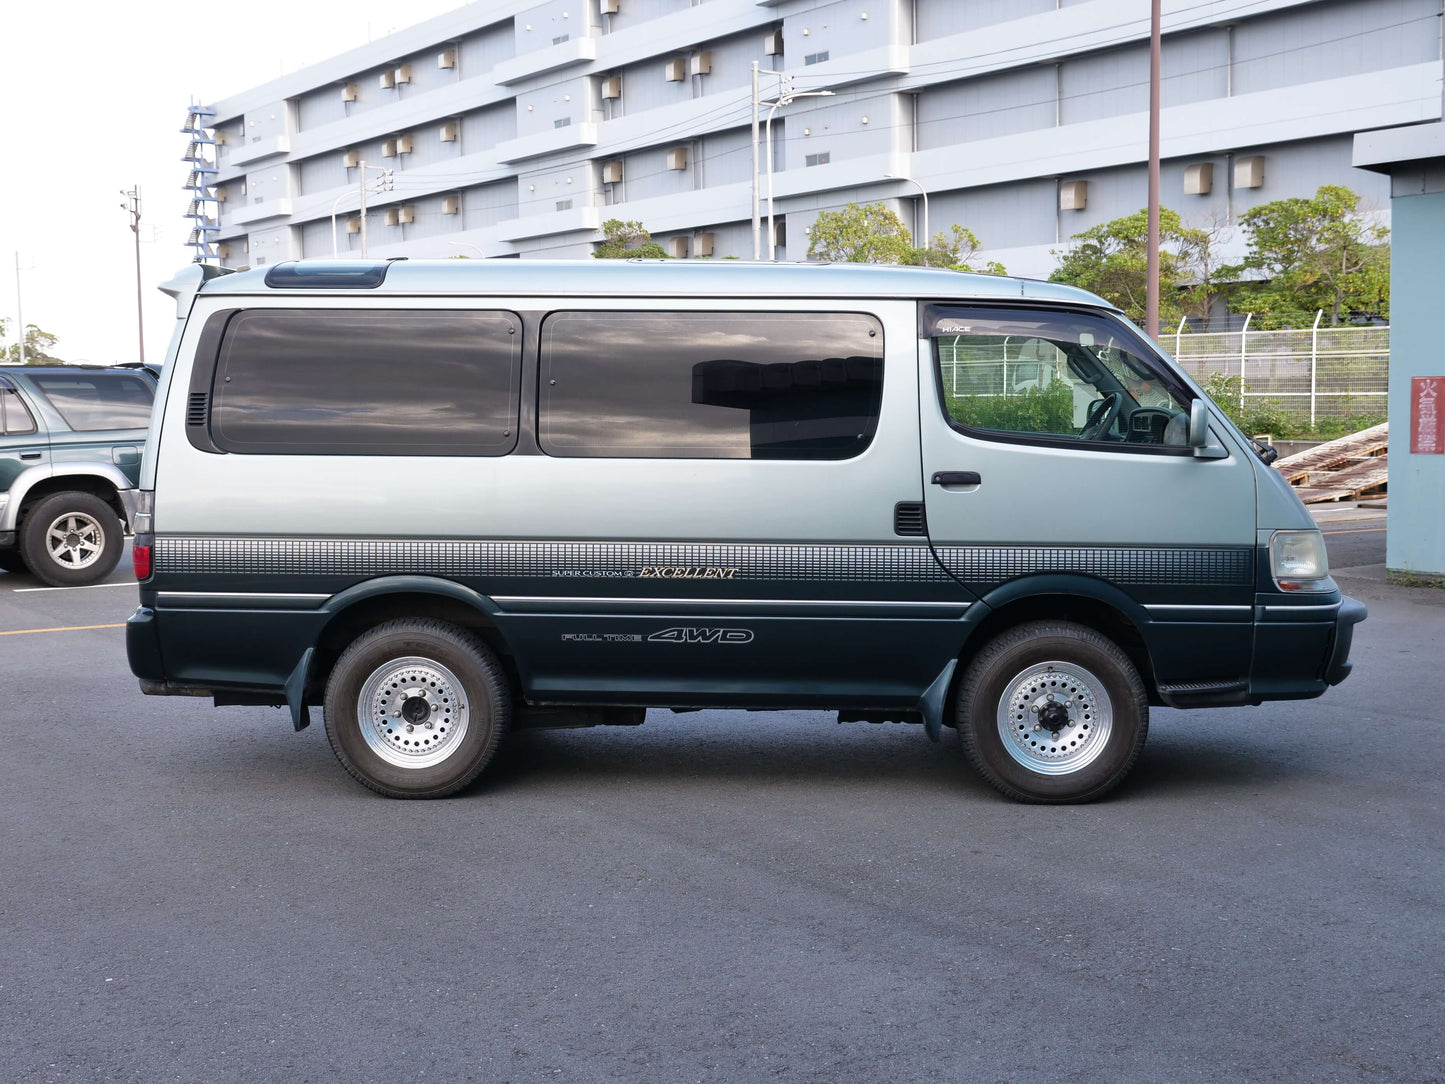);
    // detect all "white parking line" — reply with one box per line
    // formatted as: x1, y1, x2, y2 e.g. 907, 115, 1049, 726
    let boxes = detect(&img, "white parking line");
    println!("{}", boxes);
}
10, 581, 137, 593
